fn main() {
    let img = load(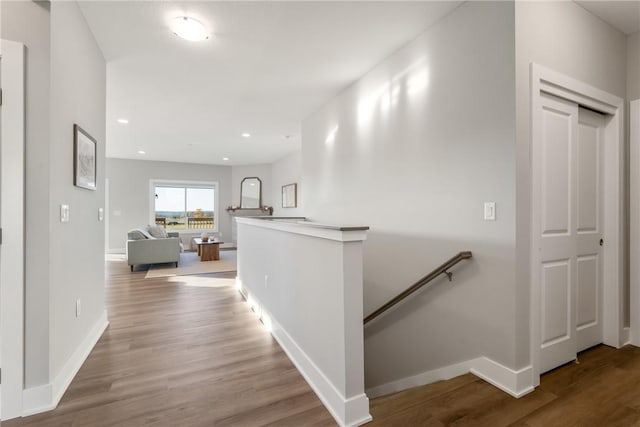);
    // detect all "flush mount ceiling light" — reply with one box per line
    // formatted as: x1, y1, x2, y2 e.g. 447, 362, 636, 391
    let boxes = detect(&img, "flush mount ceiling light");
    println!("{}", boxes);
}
222, 157, 229, 161
137, 150, 146, 155
170, 16, 209, 42
241, 133, 251, 138
117, 118, 129, 124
